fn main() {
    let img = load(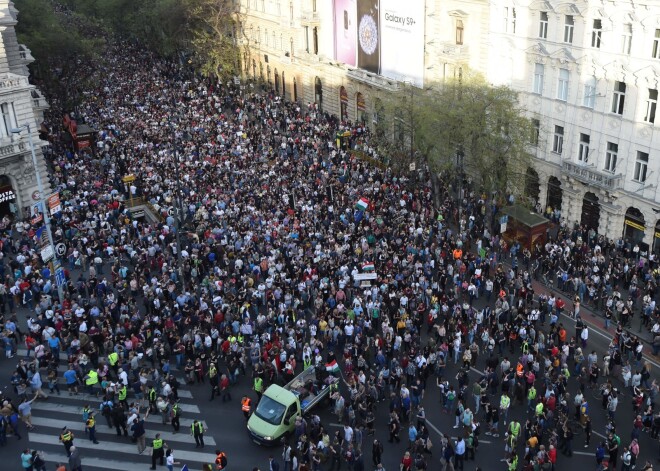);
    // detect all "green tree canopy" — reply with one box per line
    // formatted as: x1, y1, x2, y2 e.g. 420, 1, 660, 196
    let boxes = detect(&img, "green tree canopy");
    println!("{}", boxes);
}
373, 72, 534, 207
